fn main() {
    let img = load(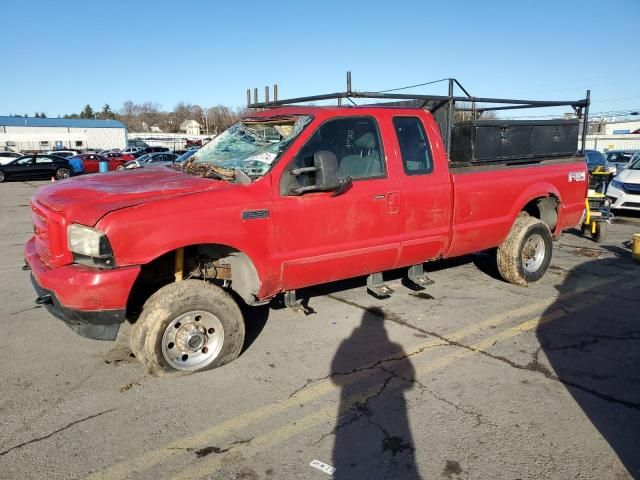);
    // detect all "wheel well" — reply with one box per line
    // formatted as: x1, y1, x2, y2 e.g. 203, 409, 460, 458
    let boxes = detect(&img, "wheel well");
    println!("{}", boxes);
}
522, 195, 559, 232
126, 244, 261, 322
